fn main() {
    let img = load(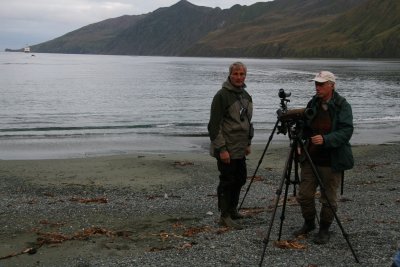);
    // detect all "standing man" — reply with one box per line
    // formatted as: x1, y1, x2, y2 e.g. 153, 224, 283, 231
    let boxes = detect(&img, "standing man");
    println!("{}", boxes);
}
294, 71, 354, 244
208, 62, 254, 230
